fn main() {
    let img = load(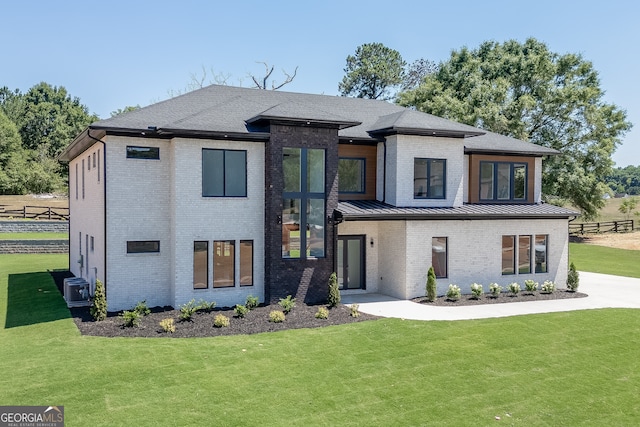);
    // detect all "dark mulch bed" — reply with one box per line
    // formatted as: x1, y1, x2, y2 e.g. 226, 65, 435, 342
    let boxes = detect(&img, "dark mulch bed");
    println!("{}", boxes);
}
412, 289, 588, 306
